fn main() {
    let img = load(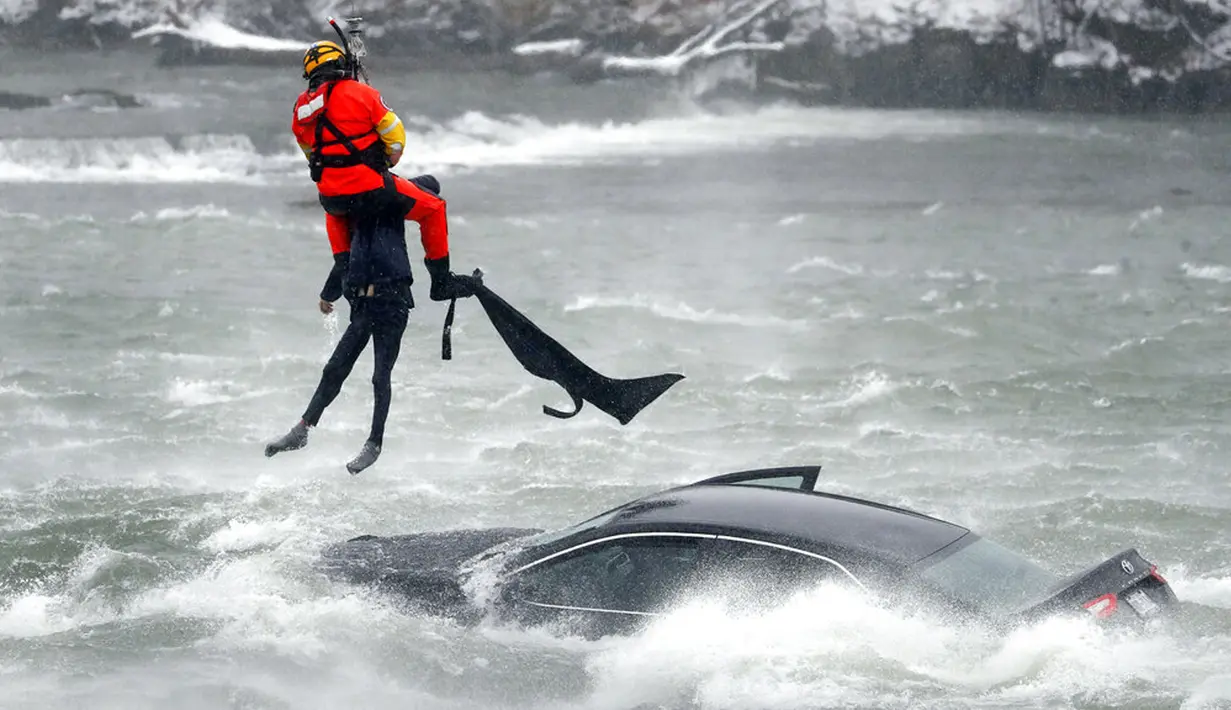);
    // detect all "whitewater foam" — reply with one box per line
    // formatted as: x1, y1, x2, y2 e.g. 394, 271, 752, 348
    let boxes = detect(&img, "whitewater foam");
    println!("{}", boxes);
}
397, 105, 1029, 173
166, 378, 273, 408
0, 593, 84, 639
0, 105, 1051, 185
0, 384, 44, 400
565, 294, 806, 329
1185, 677, 1231, 710
0, 544, 145, 638
129, 205, 232, 222
1169, 570, 1231, 609
201, 516, 303, 554
826, 371, 900, 409
741, 363, 792, 383
1130, 205, 1165, 231
1182, 263, 1231, 283
0, 135, 281, 184
787, 256, 865, 276
580, 582, 1188, 710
